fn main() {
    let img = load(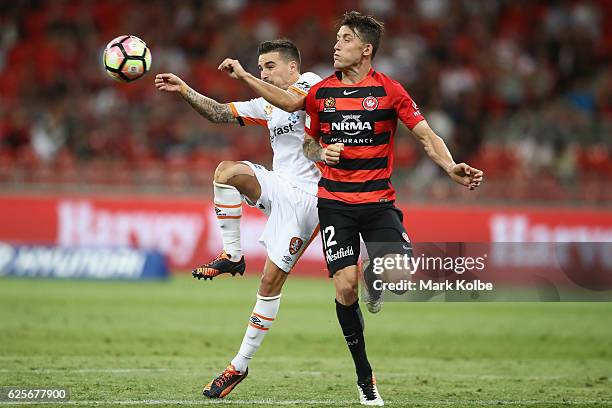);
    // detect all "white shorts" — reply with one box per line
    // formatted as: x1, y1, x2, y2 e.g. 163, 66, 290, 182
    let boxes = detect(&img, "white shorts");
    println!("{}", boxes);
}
241, 161, 319, 273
